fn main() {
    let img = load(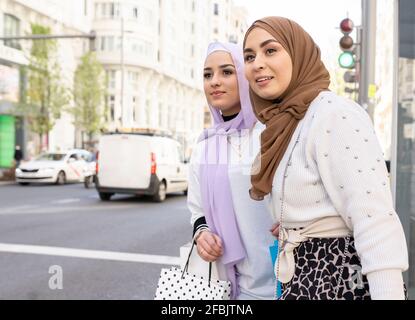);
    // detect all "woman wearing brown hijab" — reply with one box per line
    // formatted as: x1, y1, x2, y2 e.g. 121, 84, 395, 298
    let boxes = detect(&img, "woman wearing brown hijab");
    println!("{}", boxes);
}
243, 16, 408, 300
